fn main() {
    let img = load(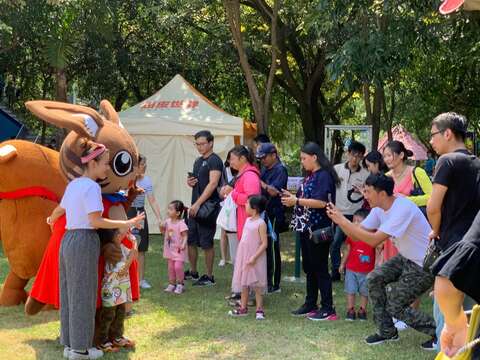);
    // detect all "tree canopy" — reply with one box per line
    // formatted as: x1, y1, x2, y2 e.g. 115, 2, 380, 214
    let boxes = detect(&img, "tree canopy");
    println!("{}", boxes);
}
1, 0, 479, 156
